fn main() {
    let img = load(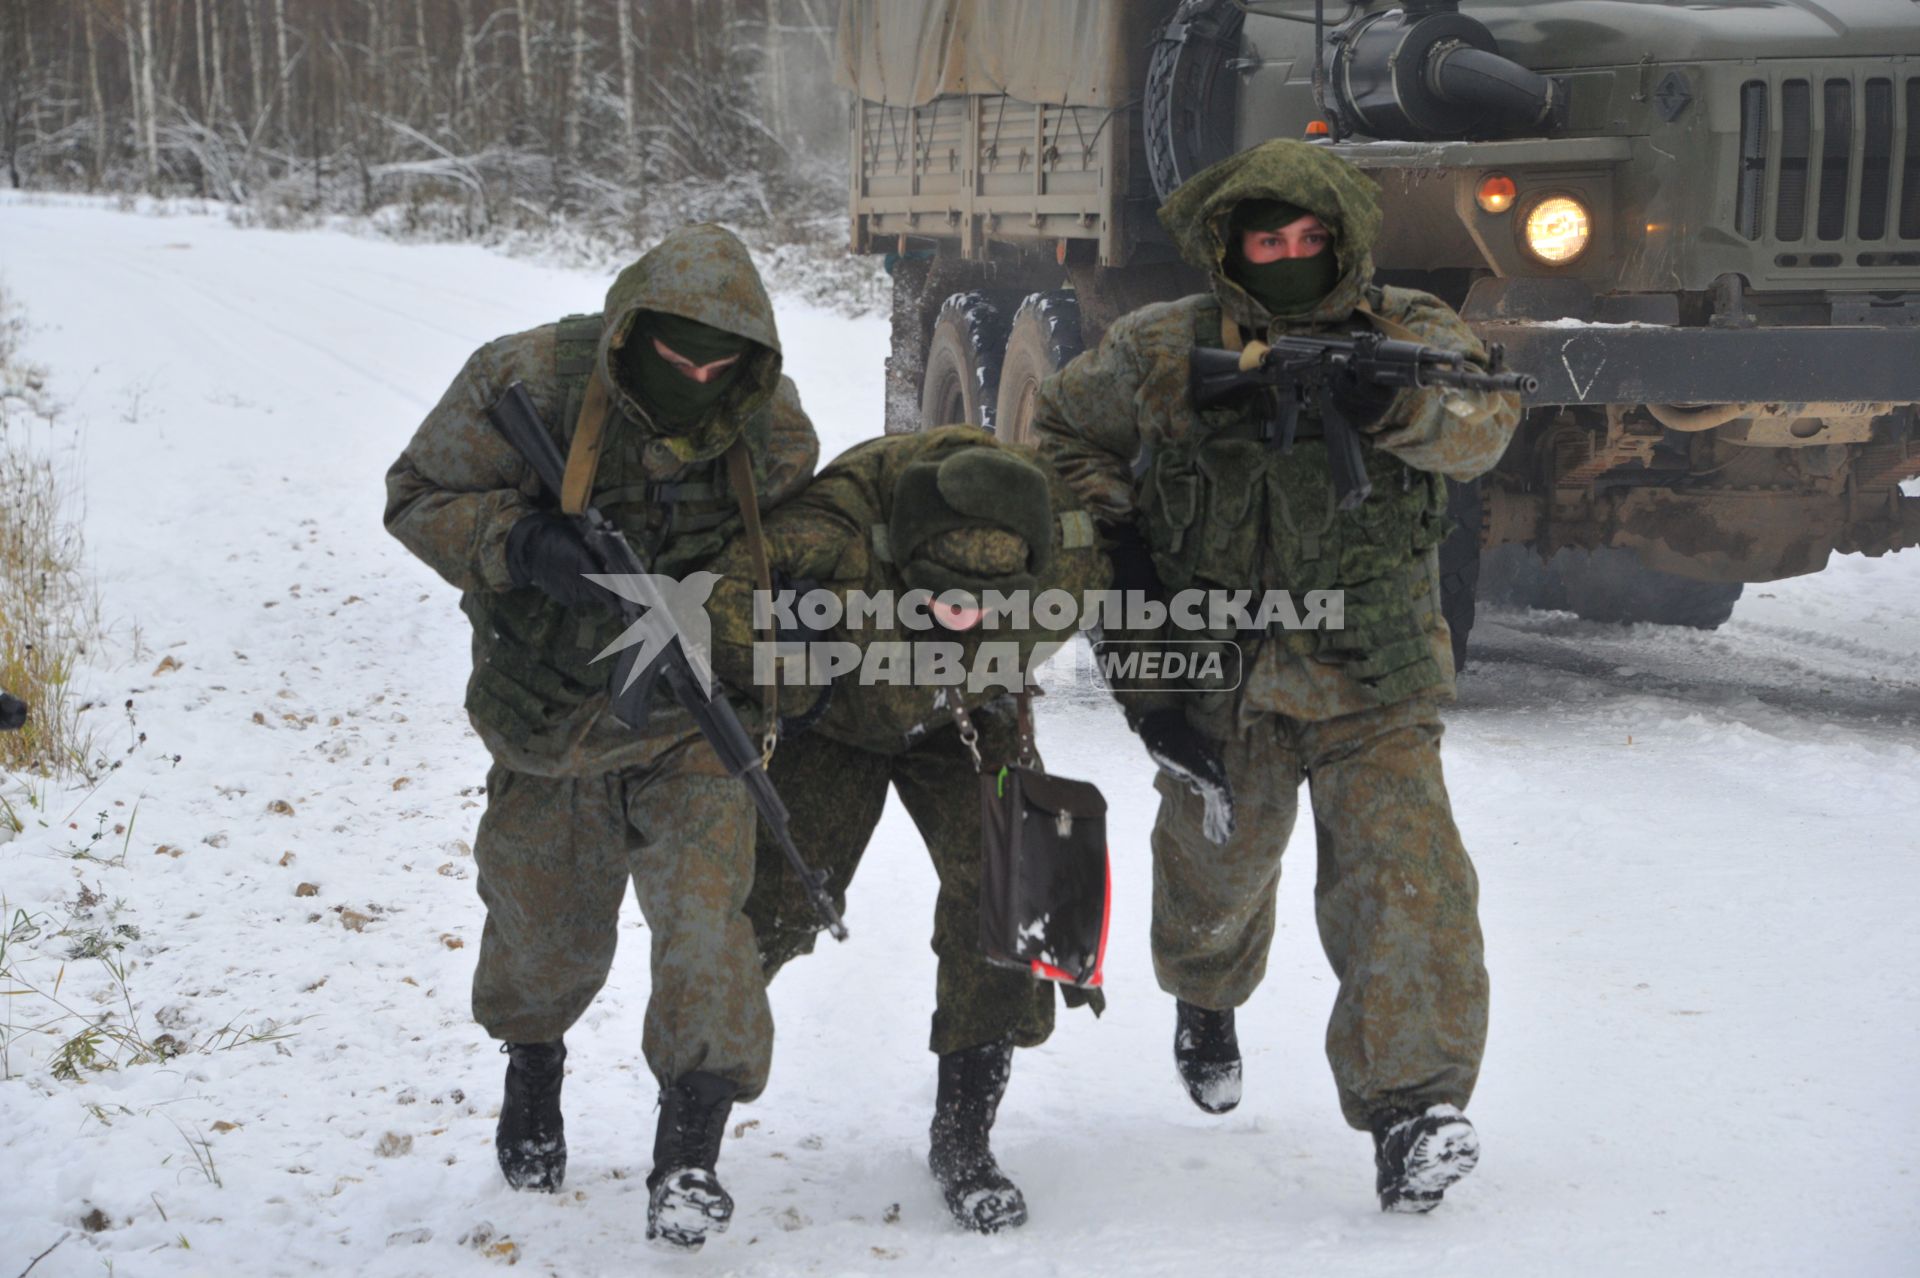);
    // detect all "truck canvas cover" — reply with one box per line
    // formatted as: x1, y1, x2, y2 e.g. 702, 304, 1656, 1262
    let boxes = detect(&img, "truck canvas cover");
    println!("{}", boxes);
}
834, 0, 1166, 108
